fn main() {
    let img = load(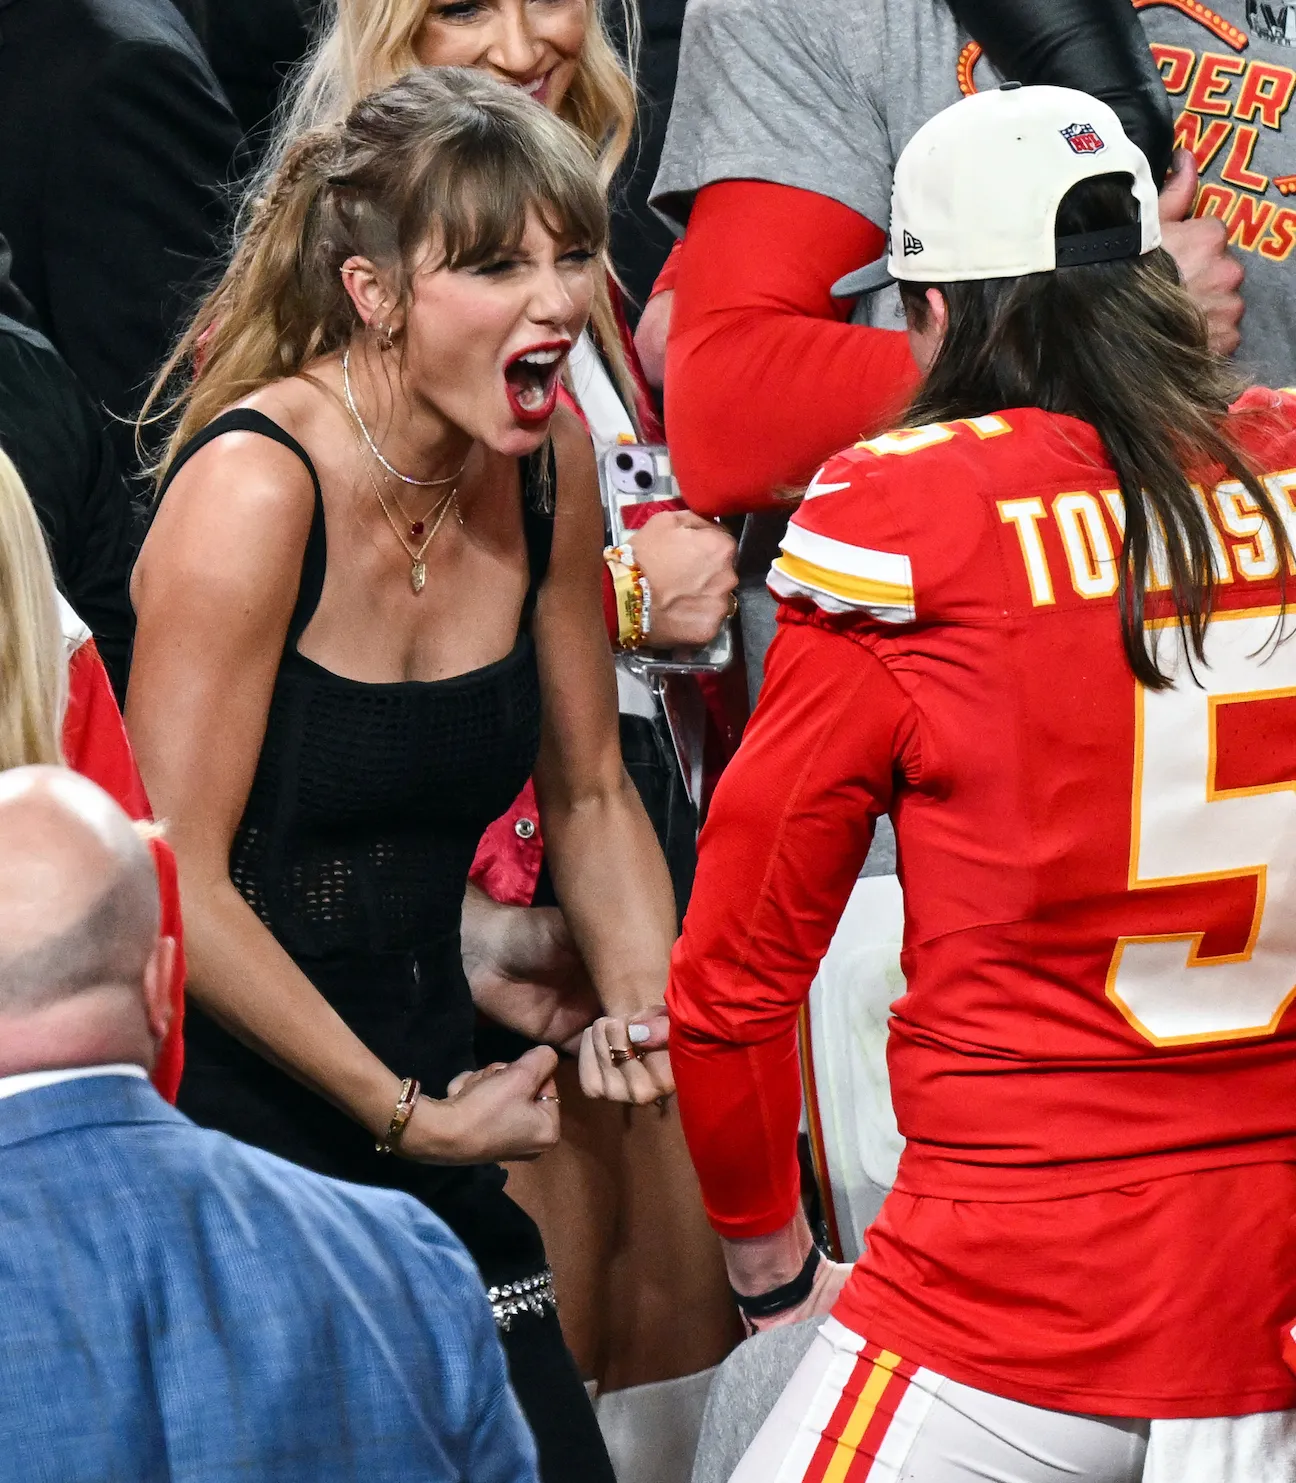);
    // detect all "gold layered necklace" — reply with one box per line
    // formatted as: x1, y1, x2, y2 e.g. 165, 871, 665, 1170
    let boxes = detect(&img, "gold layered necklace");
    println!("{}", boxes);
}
355, 449, 459, 594
342, 346, 468, 595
